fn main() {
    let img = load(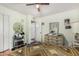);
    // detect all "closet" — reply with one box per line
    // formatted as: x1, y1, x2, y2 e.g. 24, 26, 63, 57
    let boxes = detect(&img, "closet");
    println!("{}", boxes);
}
0, 14, 4, 52
0, 14, 9, 52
